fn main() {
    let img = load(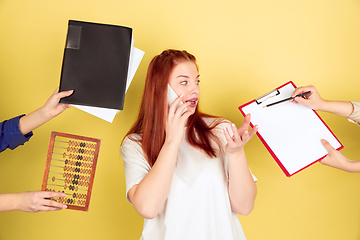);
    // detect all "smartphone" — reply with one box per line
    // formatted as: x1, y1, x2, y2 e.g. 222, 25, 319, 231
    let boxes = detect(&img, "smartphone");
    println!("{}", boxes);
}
167, 84, 186, 113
